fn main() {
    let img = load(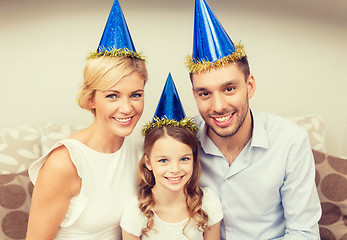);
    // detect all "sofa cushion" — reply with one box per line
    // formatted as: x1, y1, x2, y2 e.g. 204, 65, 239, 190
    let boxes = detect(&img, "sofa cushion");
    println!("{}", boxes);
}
289, 115, 326, 153
0, 123, 86, 174
313, 150, 347, 240
39, 123, 85, 155
0, 170, 33, 240
0, 126, 41, 174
